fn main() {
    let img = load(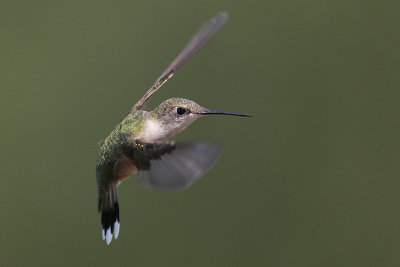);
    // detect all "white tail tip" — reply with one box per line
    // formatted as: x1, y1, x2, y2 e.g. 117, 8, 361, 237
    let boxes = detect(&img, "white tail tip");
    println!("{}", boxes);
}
105, 228, 113, 245
102, 229, 106, 240
114, 221, 120, 239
